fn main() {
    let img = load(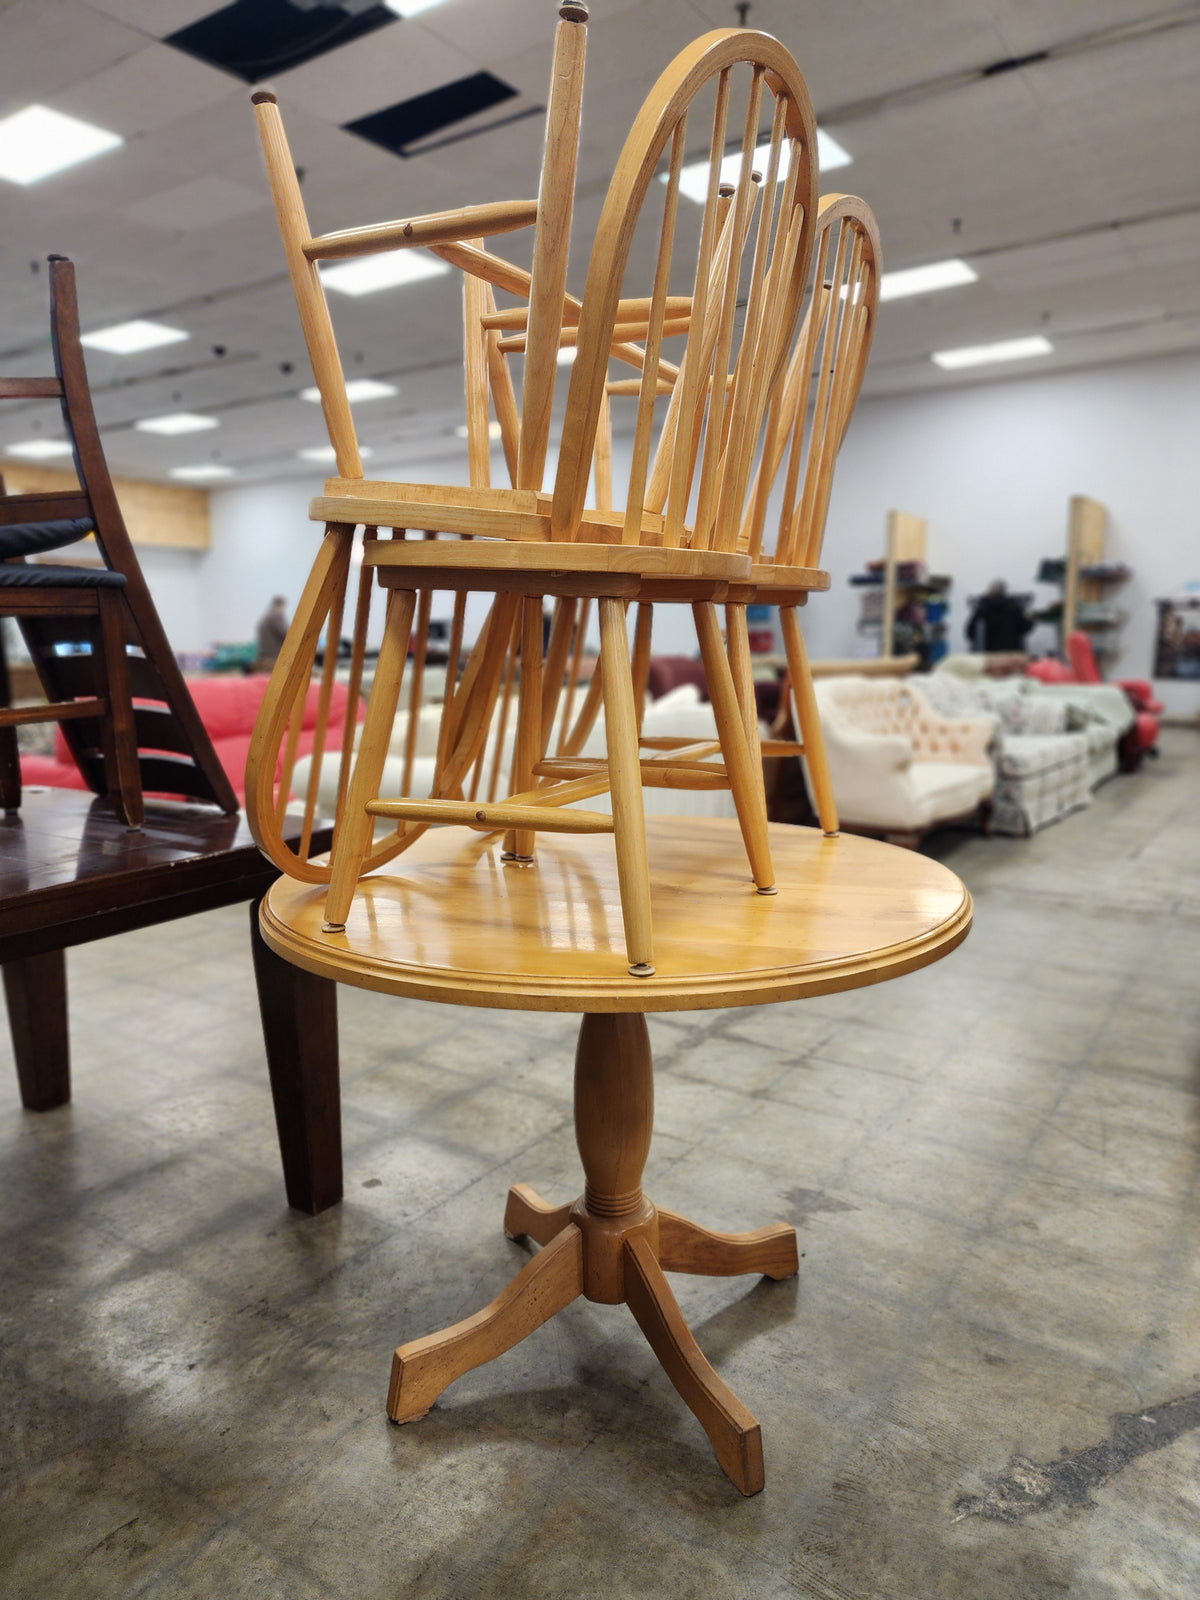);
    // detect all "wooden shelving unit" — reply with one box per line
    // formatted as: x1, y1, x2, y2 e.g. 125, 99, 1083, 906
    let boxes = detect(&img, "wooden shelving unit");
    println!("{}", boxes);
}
1038, 495, 1132, 661
851, 510, 951, 669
